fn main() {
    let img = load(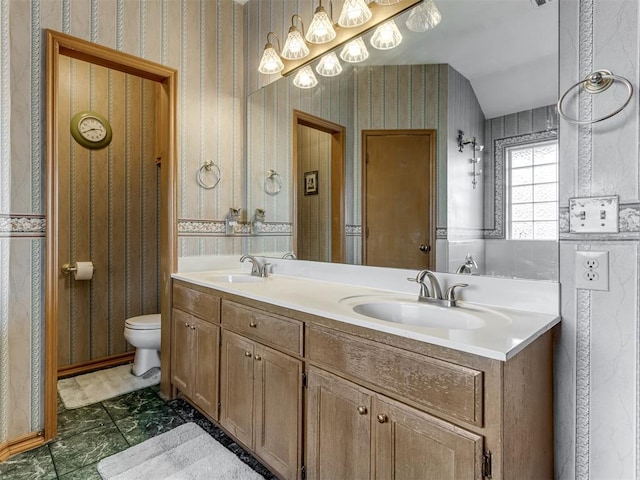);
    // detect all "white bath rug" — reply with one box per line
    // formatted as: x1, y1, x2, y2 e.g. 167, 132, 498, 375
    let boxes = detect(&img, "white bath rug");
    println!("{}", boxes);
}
97, 422, 265, 480
57, 364, 160, 409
